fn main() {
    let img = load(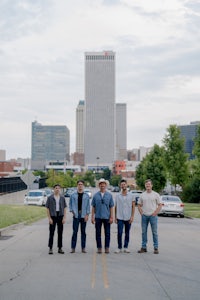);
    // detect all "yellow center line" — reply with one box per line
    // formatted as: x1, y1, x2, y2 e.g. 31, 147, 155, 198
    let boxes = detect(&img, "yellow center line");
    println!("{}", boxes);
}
101, 253, 109, 289
91, 248, 97, 289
